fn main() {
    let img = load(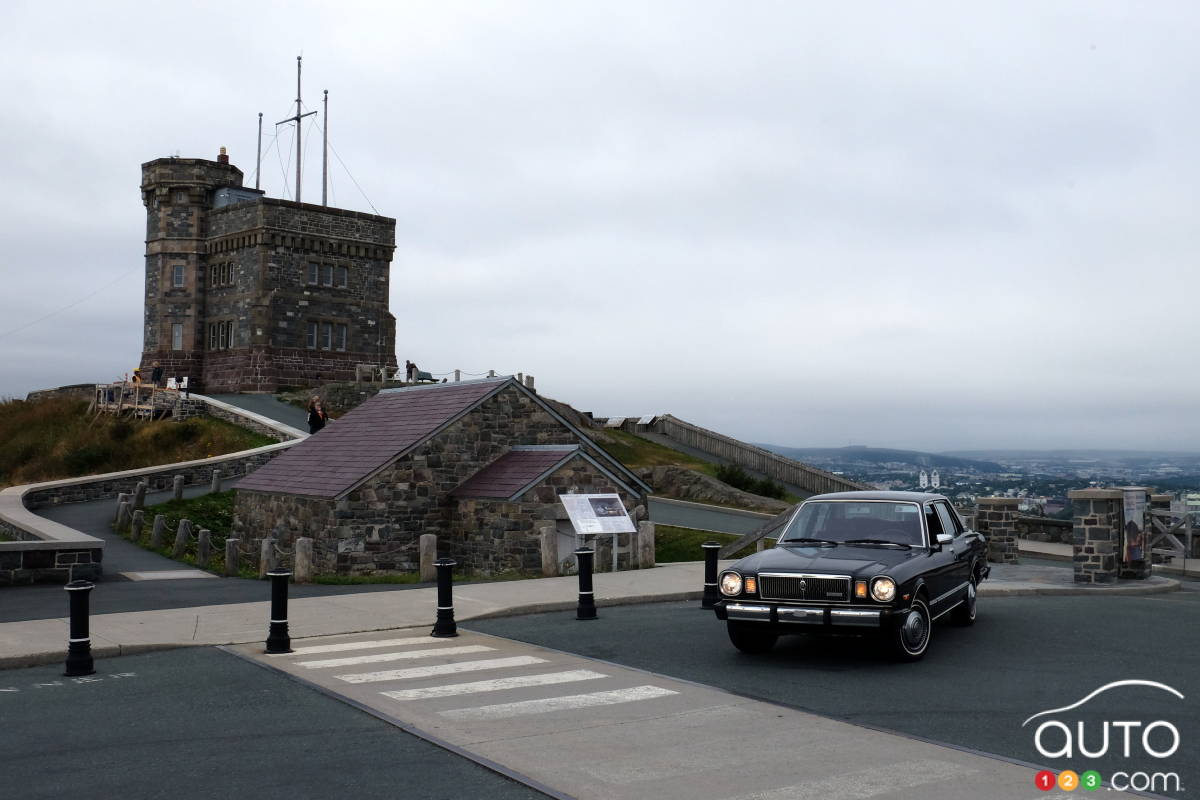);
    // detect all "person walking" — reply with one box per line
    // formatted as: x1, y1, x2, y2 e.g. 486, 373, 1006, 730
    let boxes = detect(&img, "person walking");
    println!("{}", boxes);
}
306, 396, 329, 435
